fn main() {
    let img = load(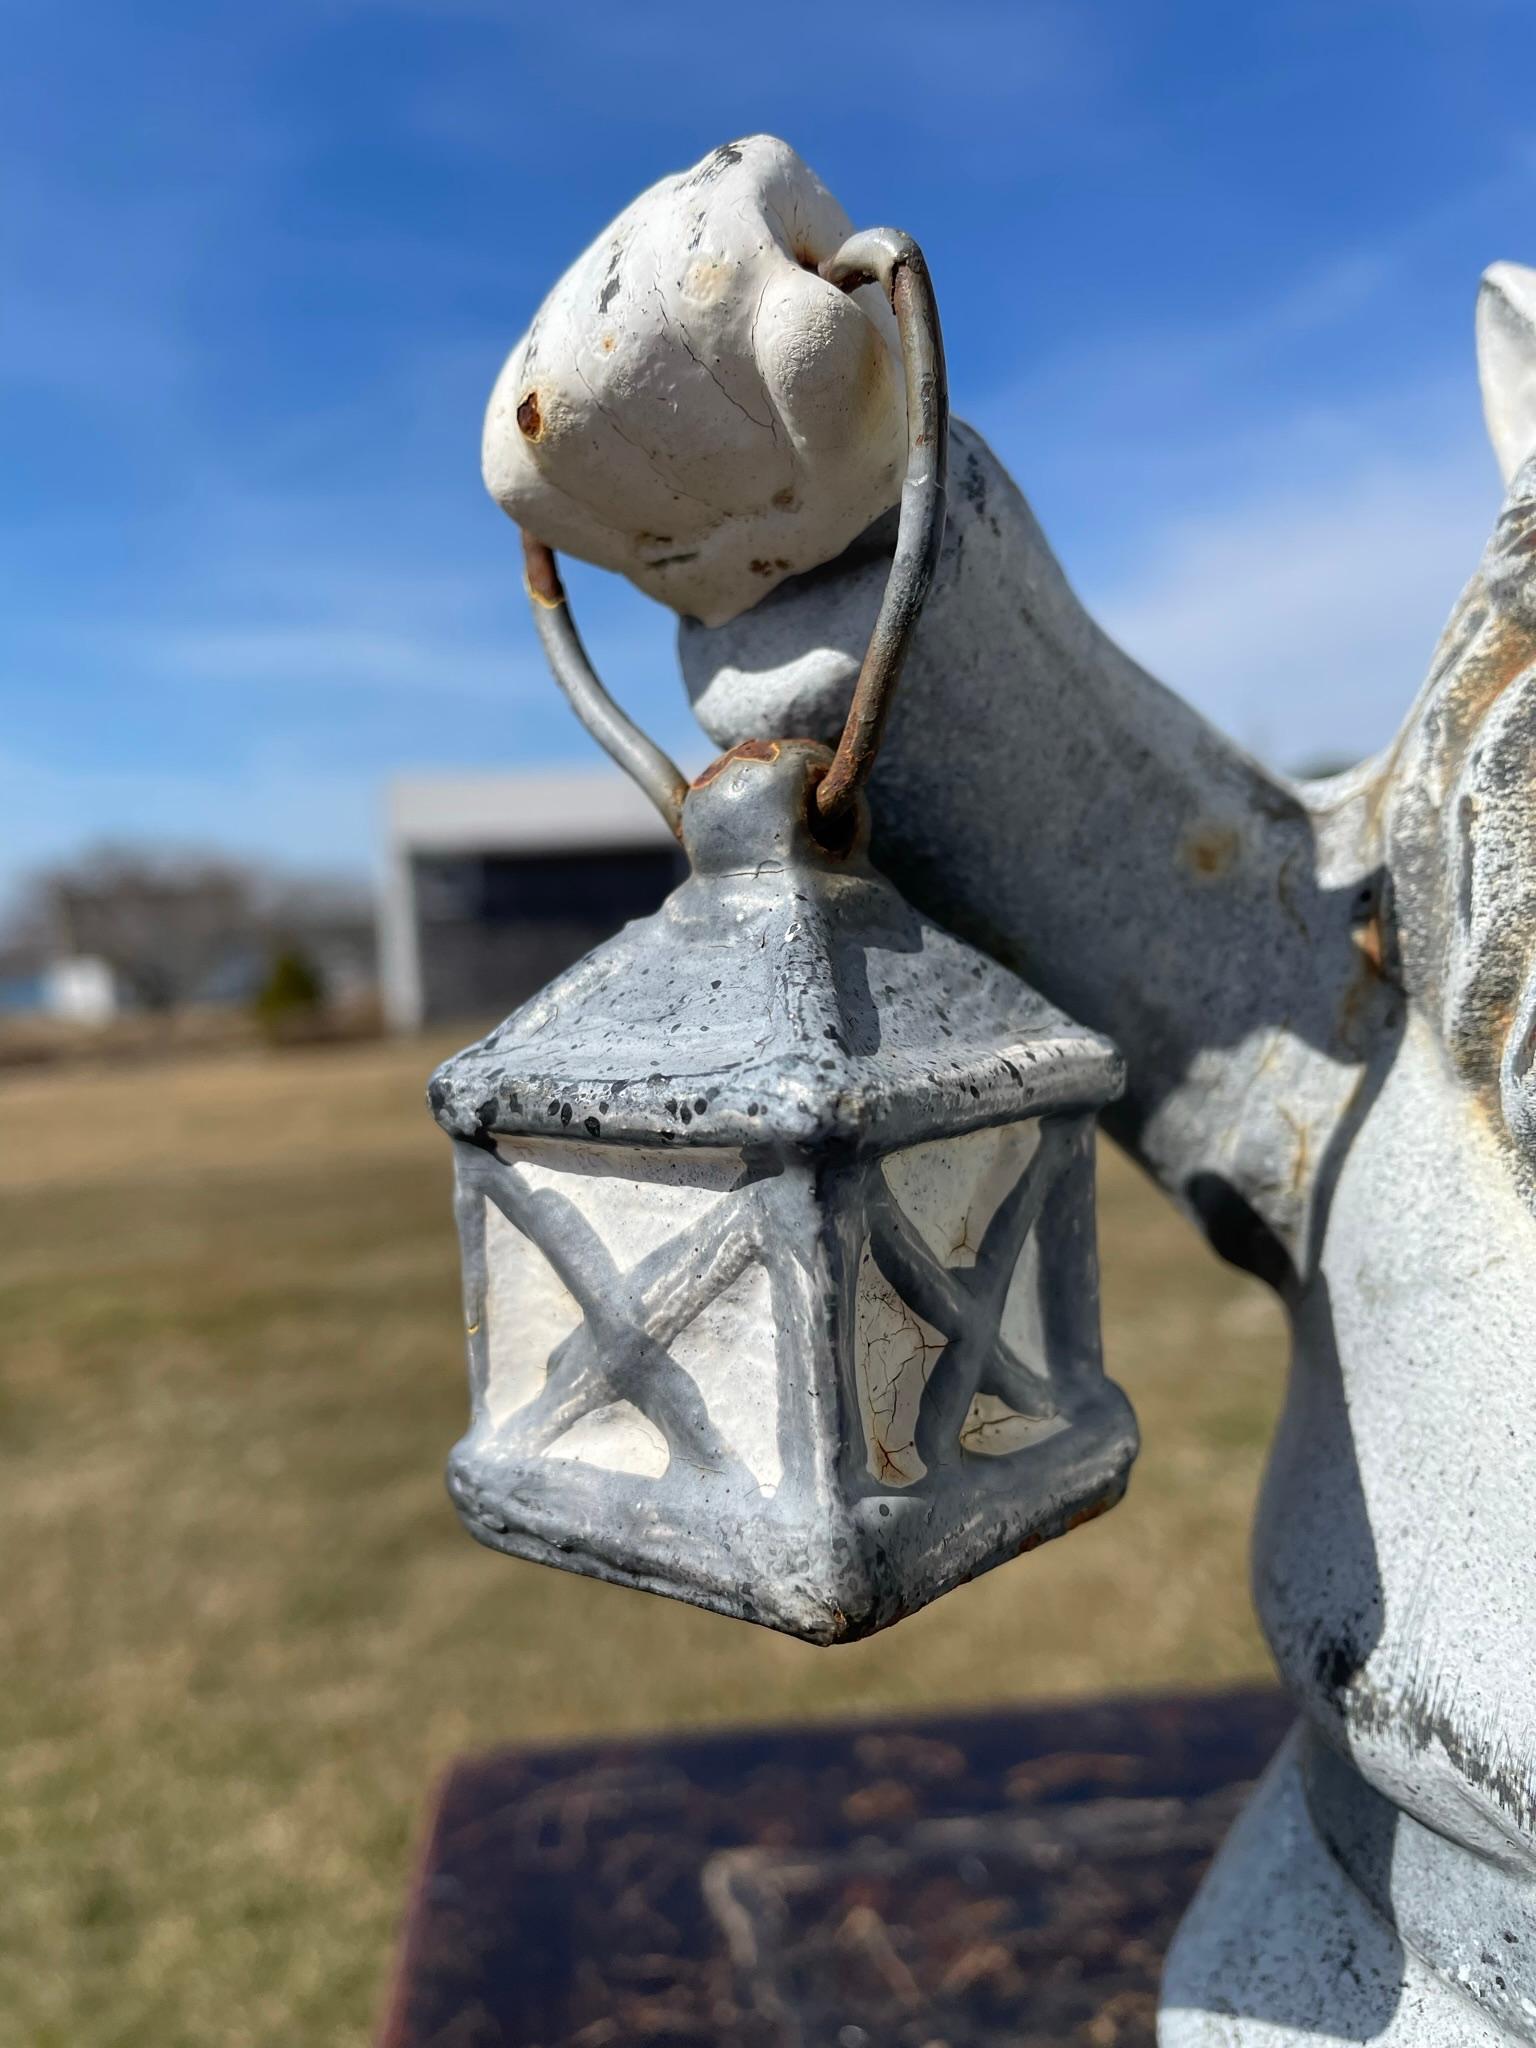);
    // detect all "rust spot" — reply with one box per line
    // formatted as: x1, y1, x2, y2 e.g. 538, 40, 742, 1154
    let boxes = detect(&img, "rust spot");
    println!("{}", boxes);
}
1337, 953, 1384, 1057
515, 391, 542, 439
690, 738, 781, 787
600, 334, 615, 353
1065, 1494, 1115, 1534
520, 532, 564, 609
772, 486, 796, 509
1353, 909, 1386, 976
748, 557, 776, 576
803, 757, 858, 857
1428, 610, 1535, 762
1336, 888, 1400, 1056
1279, 1105, 1312, 1197
1181, 822, 1240, 880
